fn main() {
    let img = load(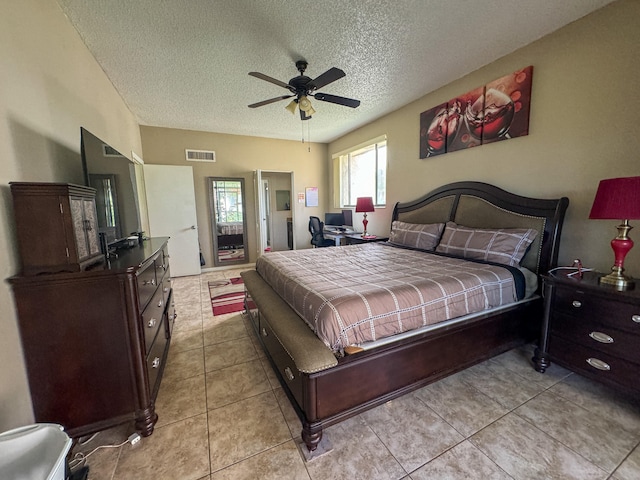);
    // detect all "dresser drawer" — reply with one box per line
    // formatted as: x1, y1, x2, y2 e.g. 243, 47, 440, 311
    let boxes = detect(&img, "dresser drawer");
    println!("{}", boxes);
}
161, 265, 172, 306
549, 335, 640, 394
550, 312, 640, 363
142, 287, 165, 352
553, 285, 640, 334
147, 324, 168, 395
137, 264, 157, 310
